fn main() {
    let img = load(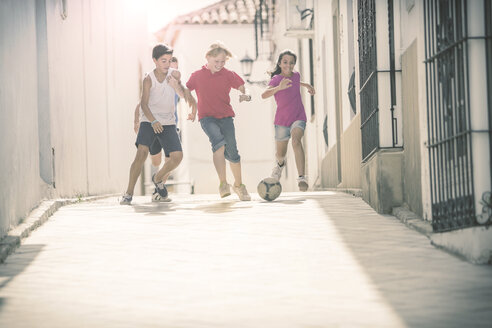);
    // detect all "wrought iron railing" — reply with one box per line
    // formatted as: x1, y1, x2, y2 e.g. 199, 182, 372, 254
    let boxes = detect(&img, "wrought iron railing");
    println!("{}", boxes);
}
424, 0, 477, 232
358, 0, 379, 161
